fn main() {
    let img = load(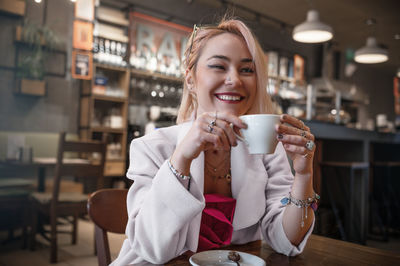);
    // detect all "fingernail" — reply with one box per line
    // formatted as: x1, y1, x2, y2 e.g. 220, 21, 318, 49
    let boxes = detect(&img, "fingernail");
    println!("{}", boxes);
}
278, 134, 283, 140
282, 114, 287, 120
